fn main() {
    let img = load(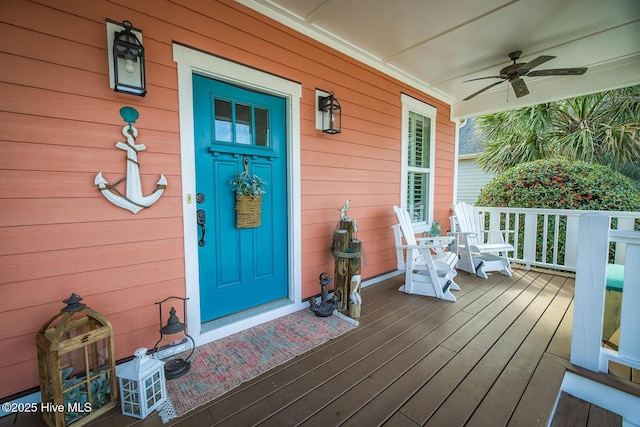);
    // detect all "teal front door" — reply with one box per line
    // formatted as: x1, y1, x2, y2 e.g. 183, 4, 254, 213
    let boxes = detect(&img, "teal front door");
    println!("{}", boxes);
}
193, 75, 288, 322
